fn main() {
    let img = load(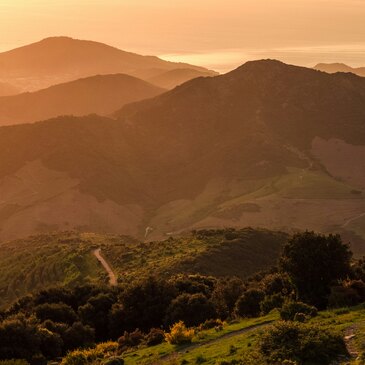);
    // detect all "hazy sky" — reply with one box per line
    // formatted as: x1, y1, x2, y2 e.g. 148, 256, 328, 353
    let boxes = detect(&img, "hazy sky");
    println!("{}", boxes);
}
1, 0, 365, 72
